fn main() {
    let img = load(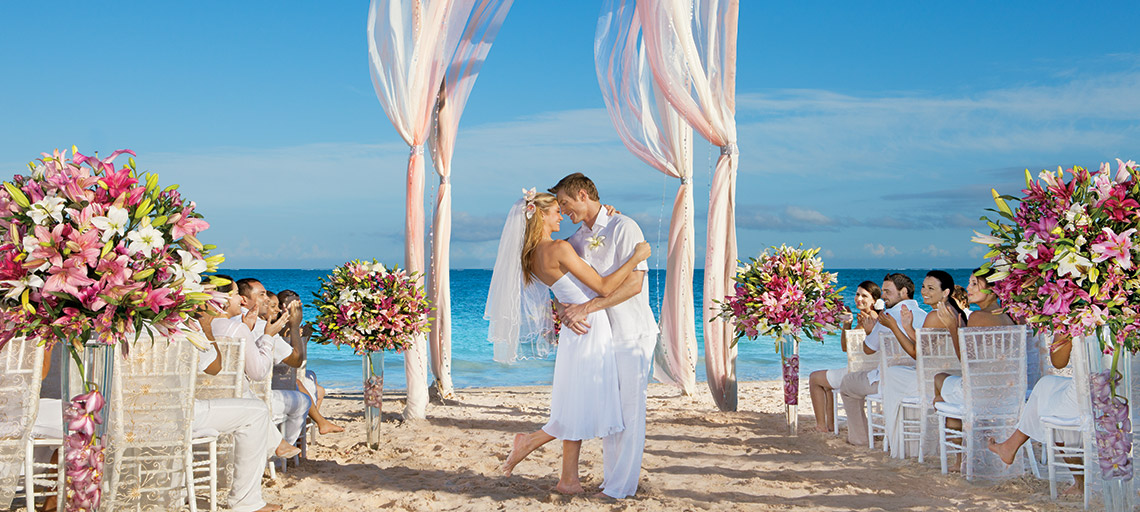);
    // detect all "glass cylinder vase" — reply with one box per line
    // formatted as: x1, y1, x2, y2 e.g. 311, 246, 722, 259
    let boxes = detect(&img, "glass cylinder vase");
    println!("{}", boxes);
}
780, 335, 799, 435
59, 339, 115, 512
363, 351, 384, 450
1081, 329, 1134, 512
